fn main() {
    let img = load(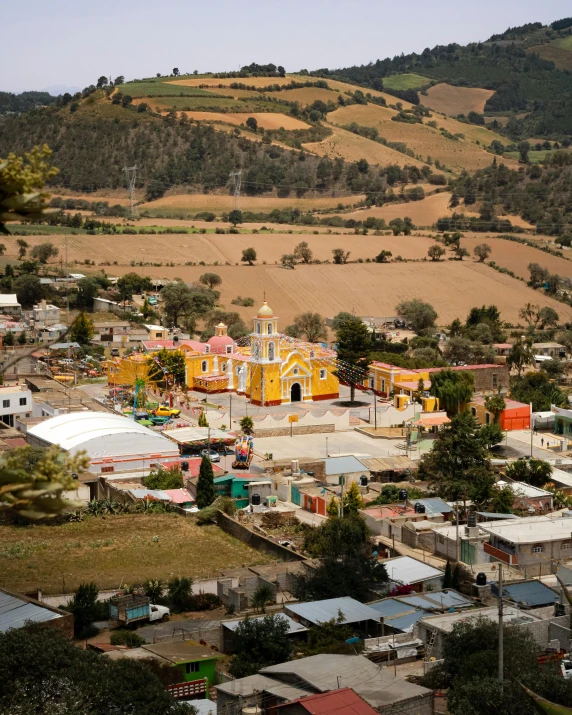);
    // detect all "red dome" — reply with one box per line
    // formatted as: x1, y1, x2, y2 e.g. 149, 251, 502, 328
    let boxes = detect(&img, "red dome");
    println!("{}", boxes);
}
207, 334, 235, 354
